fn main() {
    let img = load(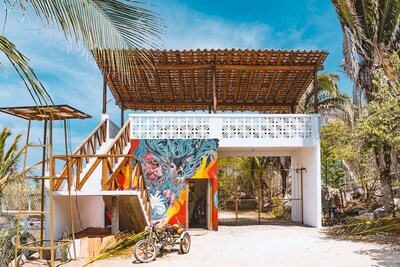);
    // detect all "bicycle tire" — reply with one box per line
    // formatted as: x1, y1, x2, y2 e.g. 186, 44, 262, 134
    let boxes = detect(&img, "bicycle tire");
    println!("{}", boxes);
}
179, 232, 191, 254
134, 239, 157, 263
